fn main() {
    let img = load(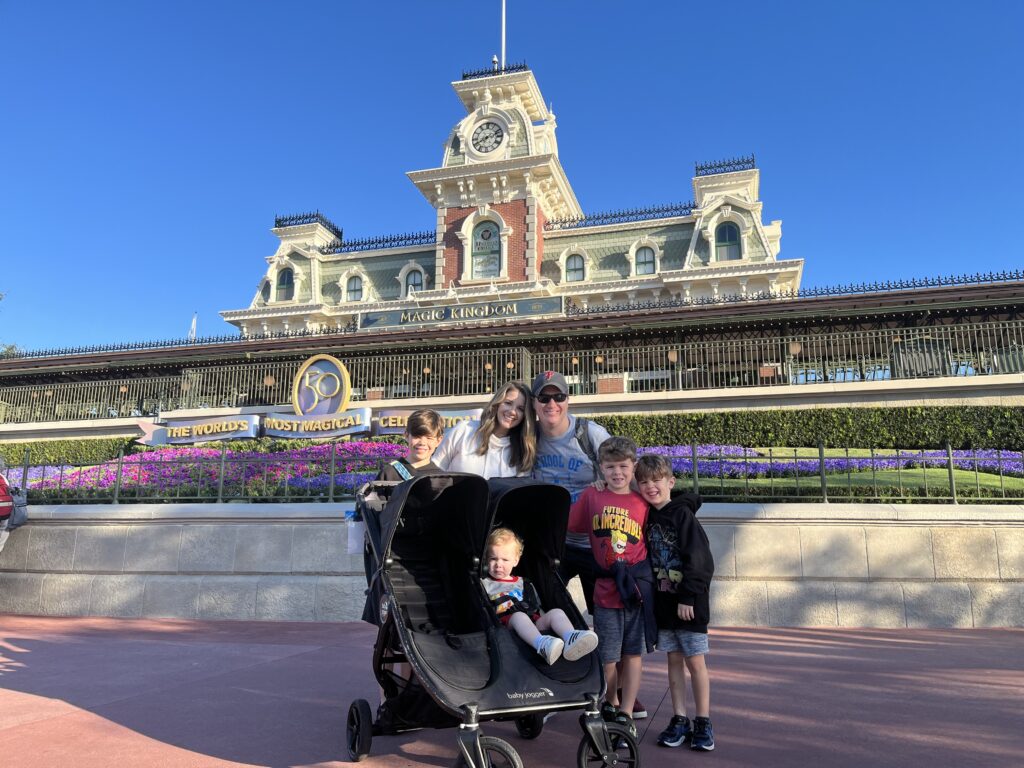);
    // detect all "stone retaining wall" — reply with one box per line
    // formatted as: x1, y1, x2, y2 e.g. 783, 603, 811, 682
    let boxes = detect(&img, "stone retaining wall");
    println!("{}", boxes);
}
1, 502, 1021, 627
